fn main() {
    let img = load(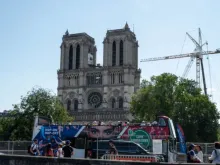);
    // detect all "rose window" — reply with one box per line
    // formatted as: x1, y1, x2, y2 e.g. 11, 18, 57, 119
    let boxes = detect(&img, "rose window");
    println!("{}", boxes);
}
88, 92, 102, 108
